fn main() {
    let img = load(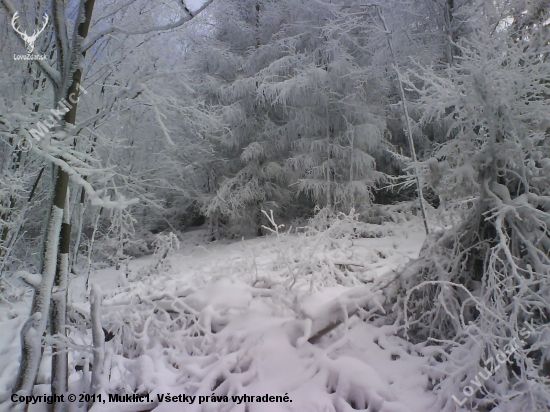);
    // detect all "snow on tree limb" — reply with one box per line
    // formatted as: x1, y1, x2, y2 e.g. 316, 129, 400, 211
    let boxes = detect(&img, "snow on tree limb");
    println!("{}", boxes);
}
141, 83, 175, 146
81, 0, 215, 52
